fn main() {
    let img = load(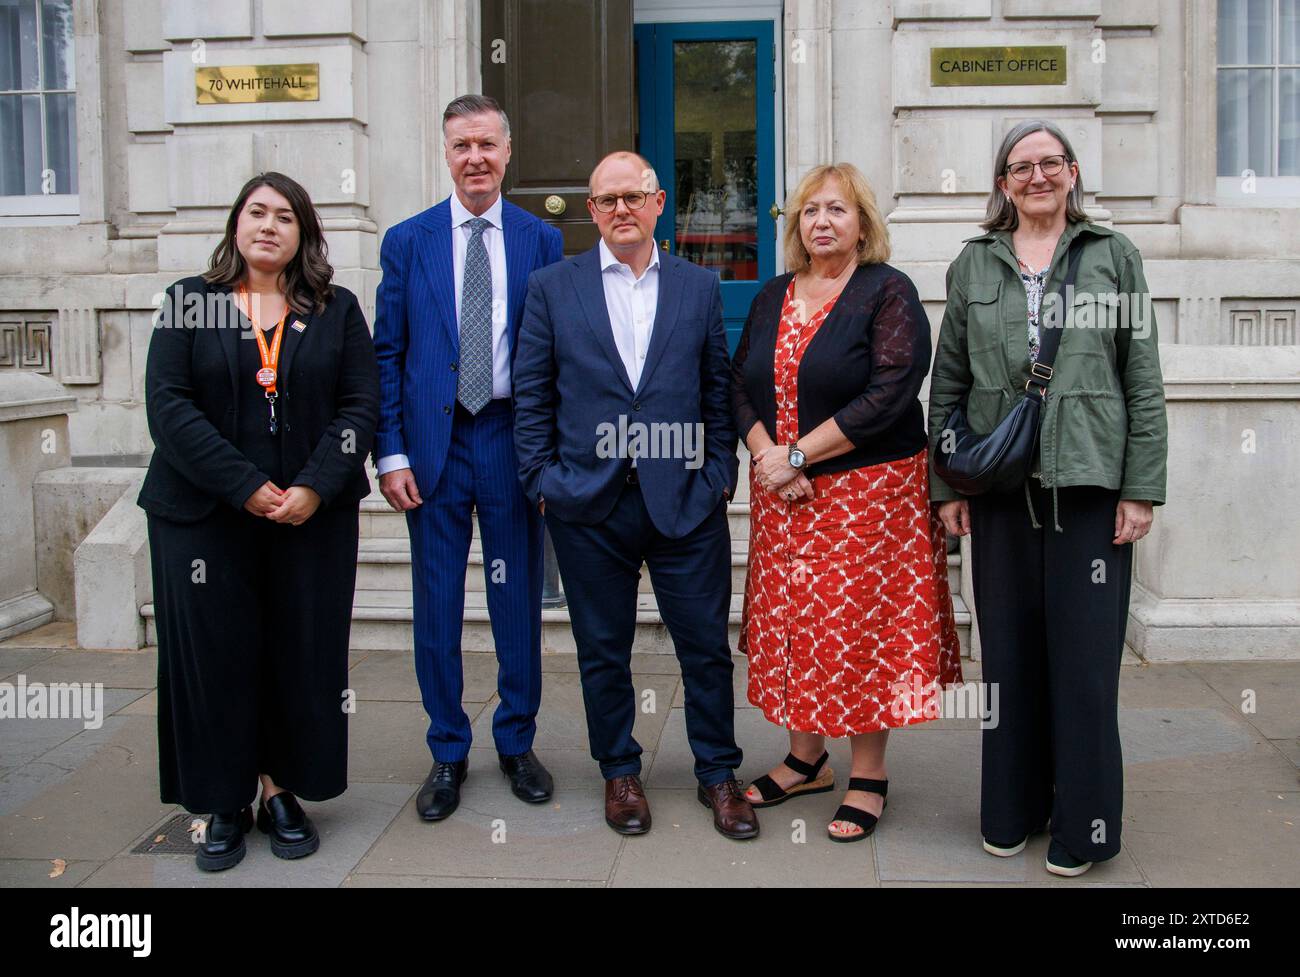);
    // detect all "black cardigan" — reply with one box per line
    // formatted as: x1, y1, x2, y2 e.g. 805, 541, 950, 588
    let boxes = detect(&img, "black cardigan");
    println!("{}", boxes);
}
138, 275, 380, 523
732, 262, 931, 476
